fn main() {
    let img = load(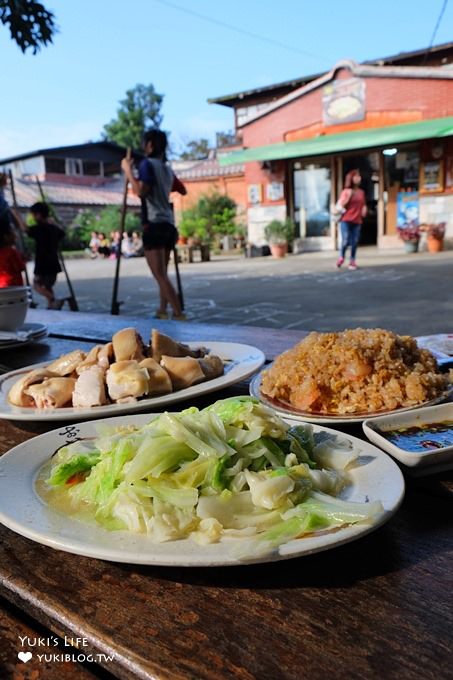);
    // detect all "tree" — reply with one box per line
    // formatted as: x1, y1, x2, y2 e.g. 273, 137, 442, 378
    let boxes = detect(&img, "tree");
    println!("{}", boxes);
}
103, 84, 164, 151
0, 0, 56, 53
178, 192, 239, 245
179, 138, 211, 161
